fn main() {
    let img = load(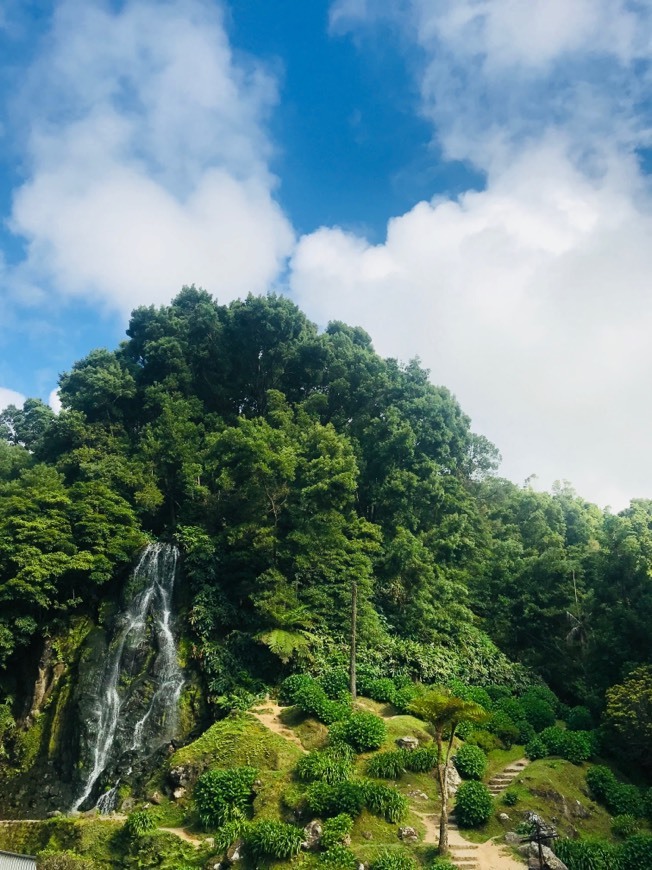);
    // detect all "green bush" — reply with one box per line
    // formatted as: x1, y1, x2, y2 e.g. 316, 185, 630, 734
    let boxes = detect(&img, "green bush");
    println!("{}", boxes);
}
321, 813, 354, 850
306, 780, 367, 817
494, 697, 527, 722
193, 766, 257, 828
540, 725, 567, 755
517, 720, 536, 745
525, 735, 548, 760
620, 835, 652, 870
429, 860, 457, 870
521, 697, 556, 732
37, 852, 97, 870
455, 719, 474, 740
367, 750, 406, 779
319, 845, 358, 868
454, 743, 487, 780
502, 789, 518, 806
124, 809, 157, 838
606, 783, 644, 818
485, 684, 513, 703
521, 684, 560, 715
369, 850, 418, 870
279, 673, 316, 705
365, 677, 399, 704
644, 787, 652, 821
363, 781, 409, 823
212, 819, 248, 852
567, 705, 594, 731
243, 820, 303, 861
447, 680, 492, 710
561, 730, 593, 764
402, 746, 438, 773
612, 814, 640, 839
586, 765, 617, 803
392, 684, 420, 713
329, 711, 387, 751
555, 837, 622, 870
319, 669, 351, 700
294, 682, 351, 724
296, 745, 355, 784
486, 711, 519, 748
467, 729, 502, 753
454, 780, 493, 827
